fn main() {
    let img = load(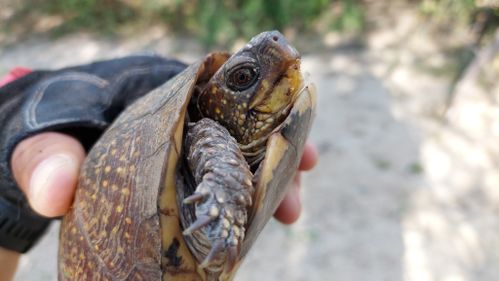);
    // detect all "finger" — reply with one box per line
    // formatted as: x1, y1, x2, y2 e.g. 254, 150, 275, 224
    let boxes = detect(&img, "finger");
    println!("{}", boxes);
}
299, 142, 318, 171
273, 173, 301, 224
11, 132, 85, 217
274, 143, 317, 224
